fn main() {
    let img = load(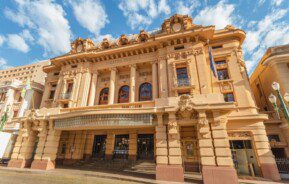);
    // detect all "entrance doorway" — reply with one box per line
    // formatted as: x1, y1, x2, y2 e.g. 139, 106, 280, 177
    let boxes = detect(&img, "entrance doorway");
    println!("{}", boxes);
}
230, 140, 260, 176
137, 134, 154, 160
114, 134, 129, 159
92, 135, 107, 159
